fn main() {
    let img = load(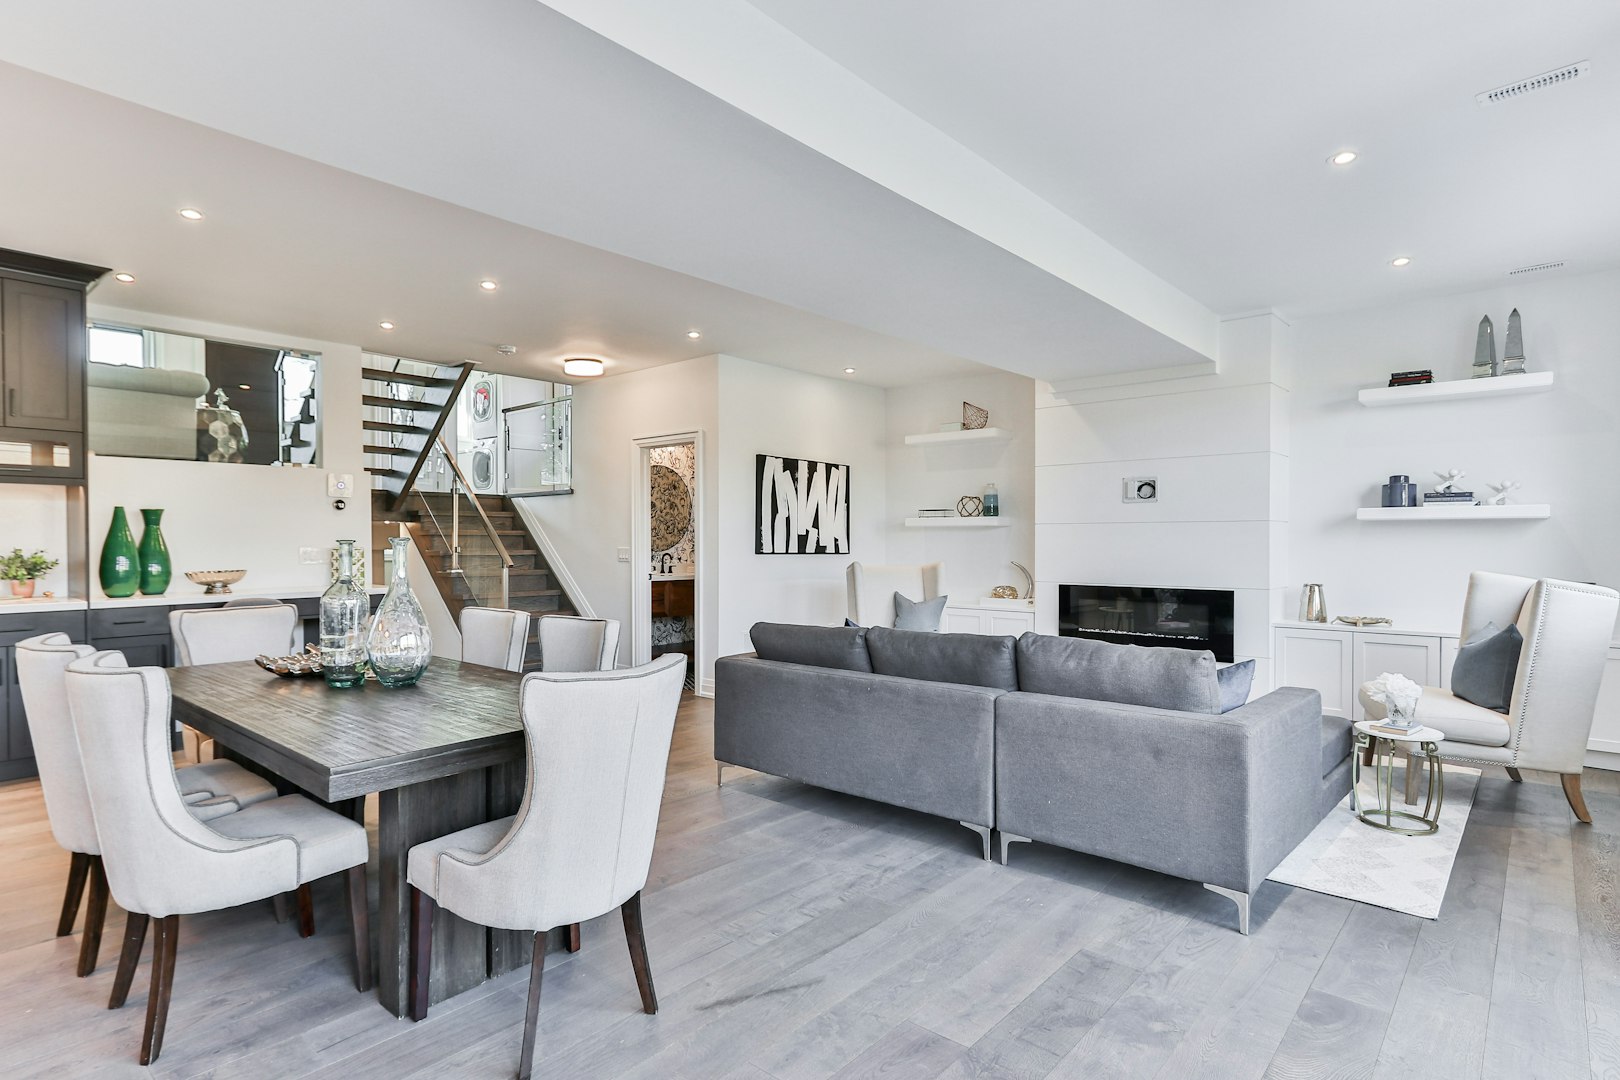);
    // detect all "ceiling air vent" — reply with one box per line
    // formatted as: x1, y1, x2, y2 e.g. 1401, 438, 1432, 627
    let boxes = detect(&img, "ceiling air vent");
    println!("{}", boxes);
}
1477, 60, 1591, 106
1507, 261, 1566, 277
